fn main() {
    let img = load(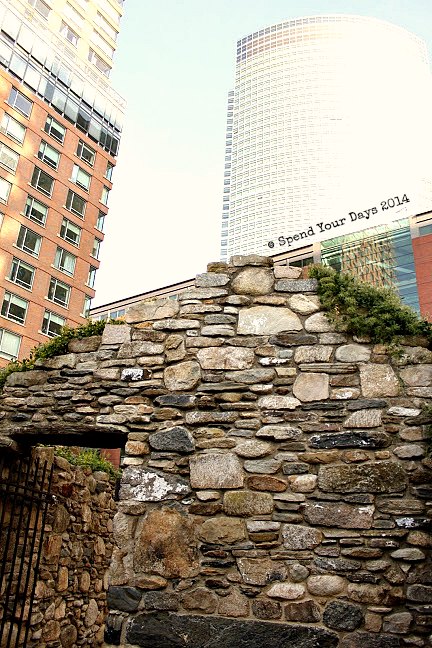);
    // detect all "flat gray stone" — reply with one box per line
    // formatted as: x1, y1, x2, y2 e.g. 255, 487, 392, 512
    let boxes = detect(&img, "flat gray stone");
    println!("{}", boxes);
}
189, 453, 243, 489
288, 294, 320, 314
304, 312, 333, 333
282, 524, 322, 550
149, 427, 195, 453
153, 318, 200, 330
225, 368, 275, 383
232, 267, 274, 295
304, 502, 374, 529
275, 279, 318, 292
343, 409, 382, 428
223, 491, 273, 516
293, 373, 329, 402
318, 462, 407, 493
256, 425, 302, 440
102, 323, 131, 344
258, 395, 301, 410
231, 255, 272, 267
118, 341, 164, 358
359, 364, 400, 397
195, 273, 230, 287
125, 299, 179, 323
400, 365, 432, 386
238, 306, 302, 335
163, 361, 201, 391
197, 347, 254, 370
234, 440, 272, 458
294, 345, 333, 363
120, 467, 190, 501
335, 344, 371, 362
274, 266, 302, 279
244, 459, 282, 474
